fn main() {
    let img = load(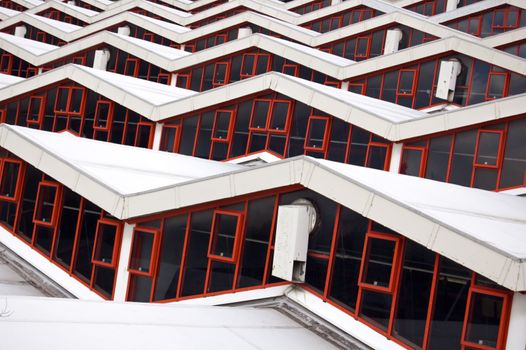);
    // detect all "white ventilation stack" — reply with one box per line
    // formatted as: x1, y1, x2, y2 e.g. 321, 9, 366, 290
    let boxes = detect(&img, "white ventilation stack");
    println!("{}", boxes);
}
446, 0, 460, 12
435, 60, 462, 102
237, 27, 252, 39
67, 1, 76, 5
14, 26, 27, 38
331, 0, 342, 5
117, 26, 131, 36
272, 199, 317, 283
92, 49, 111, 71
384, 28, 403, 55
